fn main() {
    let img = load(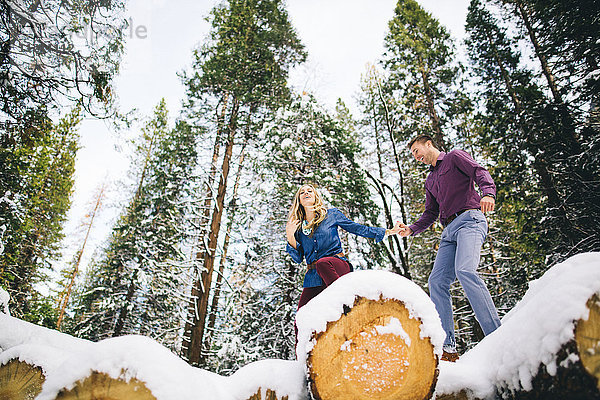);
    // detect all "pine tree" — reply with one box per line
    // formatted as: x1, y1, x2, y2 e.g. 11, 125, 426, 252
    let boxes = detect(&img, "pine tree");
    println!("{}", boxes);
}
0, 106, 81, 323
201, 94, 388, 373
470, 0, 600, 261
55, 181, 107, 331
0, 0, 125, 123
382, 0, 472, 150
69, 100, 198, 349
179, 0, 306, 366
